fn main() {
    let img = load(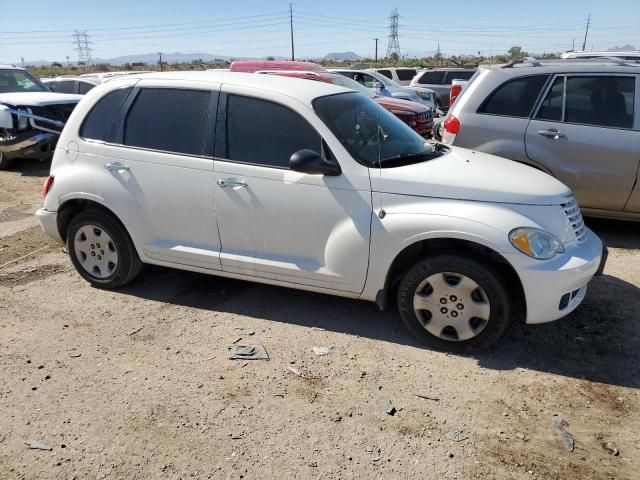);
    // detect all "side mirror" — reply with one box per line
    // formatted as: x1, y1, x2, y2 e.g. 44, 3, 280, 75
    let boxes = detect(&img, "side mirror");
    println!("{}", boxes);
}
289, 149, 341, 176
